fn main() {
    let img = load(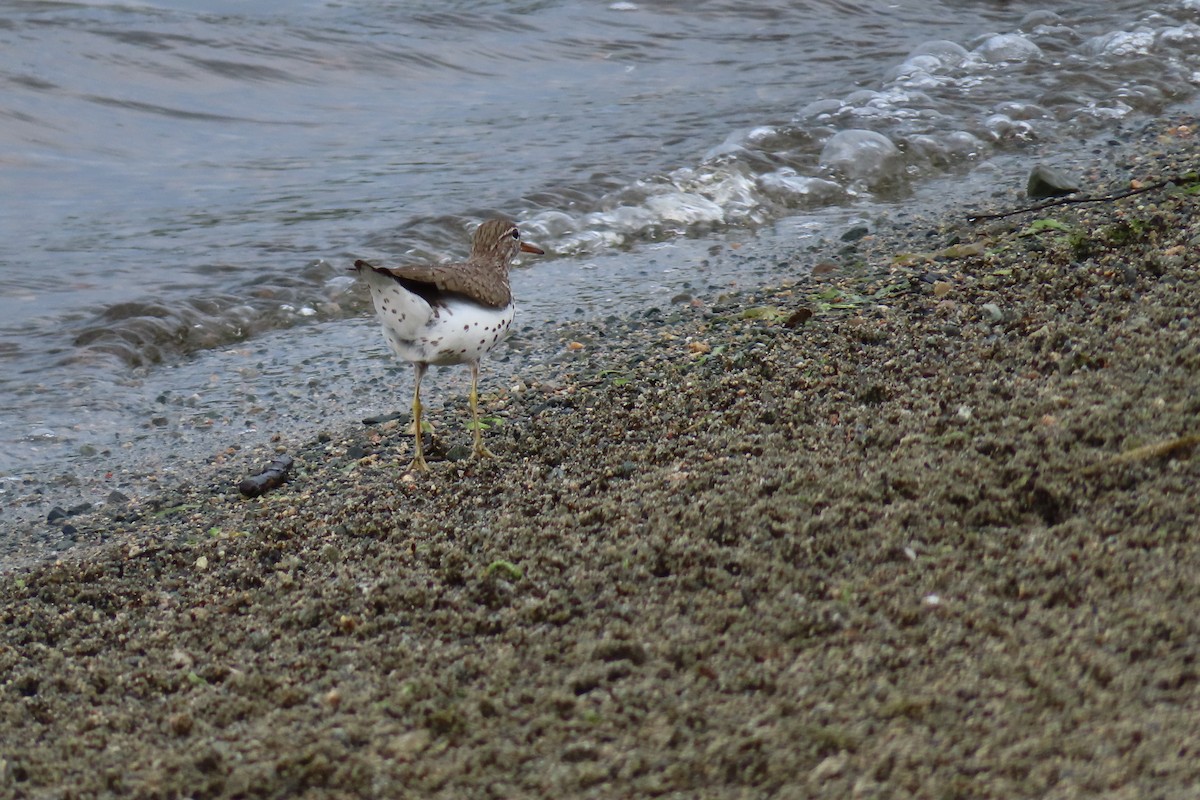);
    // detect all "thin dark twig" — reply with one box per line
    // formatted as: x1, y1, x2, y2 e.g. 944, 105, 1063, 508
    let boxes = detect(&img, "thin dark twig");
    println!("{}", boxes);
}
966, 173, 1197, 223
